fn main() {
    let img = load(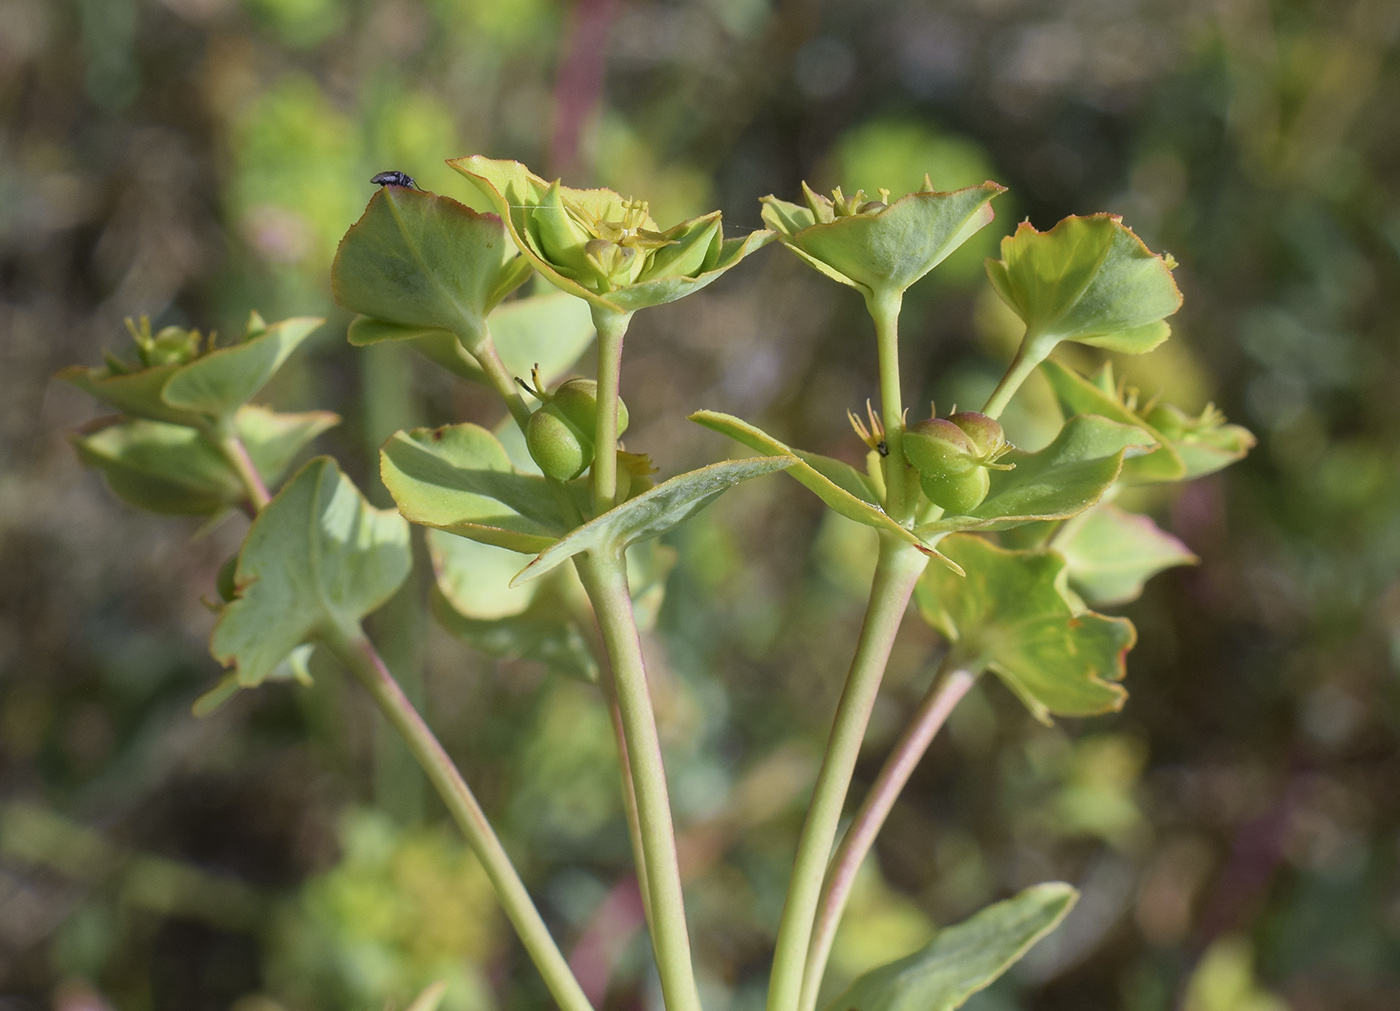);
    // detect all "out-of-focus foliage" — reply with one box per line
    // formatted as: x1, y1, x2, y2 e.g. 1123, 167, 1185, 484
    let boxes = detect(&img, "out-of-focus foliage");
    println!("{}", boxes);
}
3, 1, 1399, 1010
